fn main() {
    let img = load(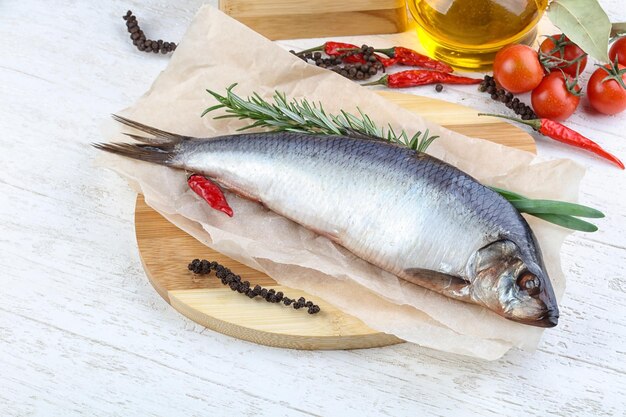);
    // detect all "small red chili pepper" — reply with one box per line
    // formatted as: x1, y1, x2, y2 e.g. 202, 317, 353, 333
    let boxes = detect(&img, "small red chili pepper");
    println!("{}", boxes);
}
478, 114, 624, 169
187, 174, 234, 217
297, 42, 367, 64
374, 47, 453, 73
363, 70, 481, 88
378, 57, 399, 68
324, 41, 362, 62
